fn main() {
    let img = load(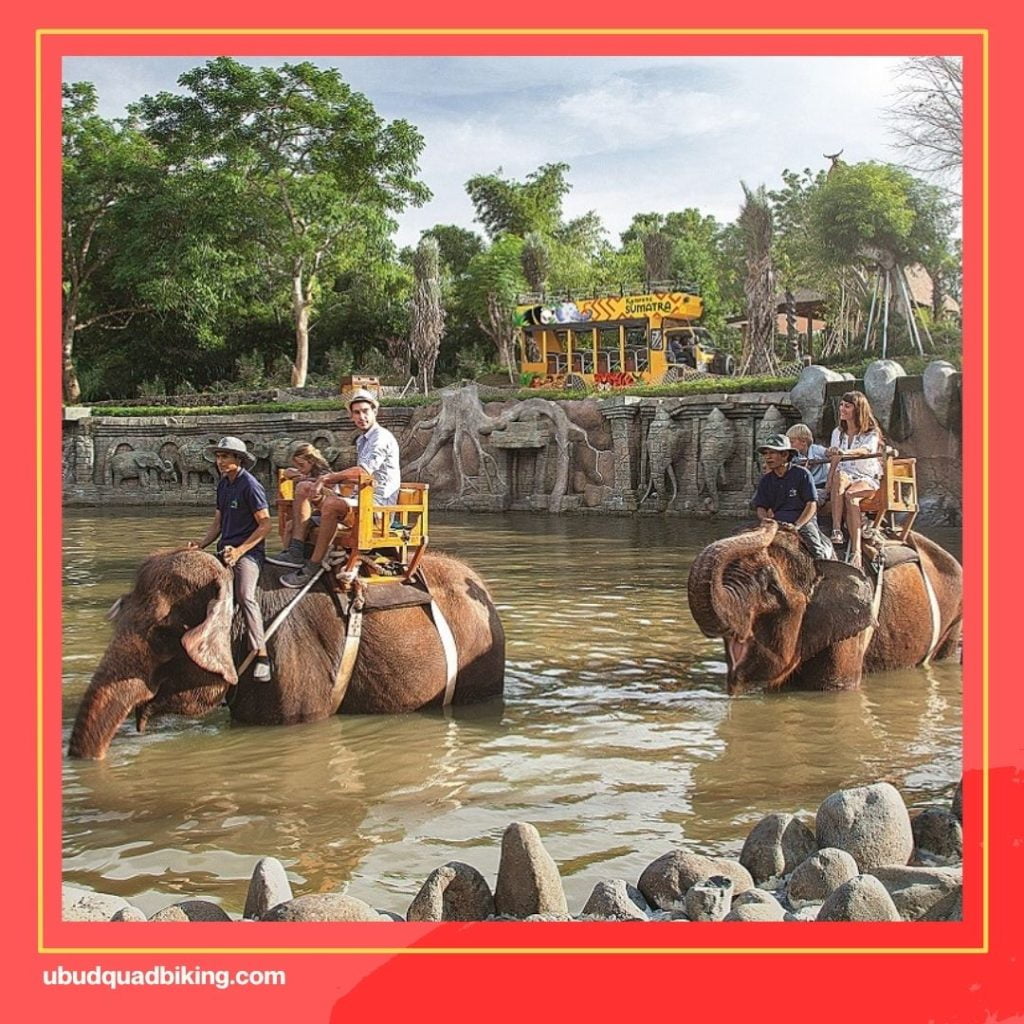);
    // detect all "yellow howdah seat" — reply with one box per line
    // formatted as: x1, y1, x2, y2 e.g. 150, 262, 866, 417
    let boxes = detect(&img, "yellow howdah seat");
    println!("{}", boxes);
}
859, 453, 919, 542
277, 469, 429, 583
